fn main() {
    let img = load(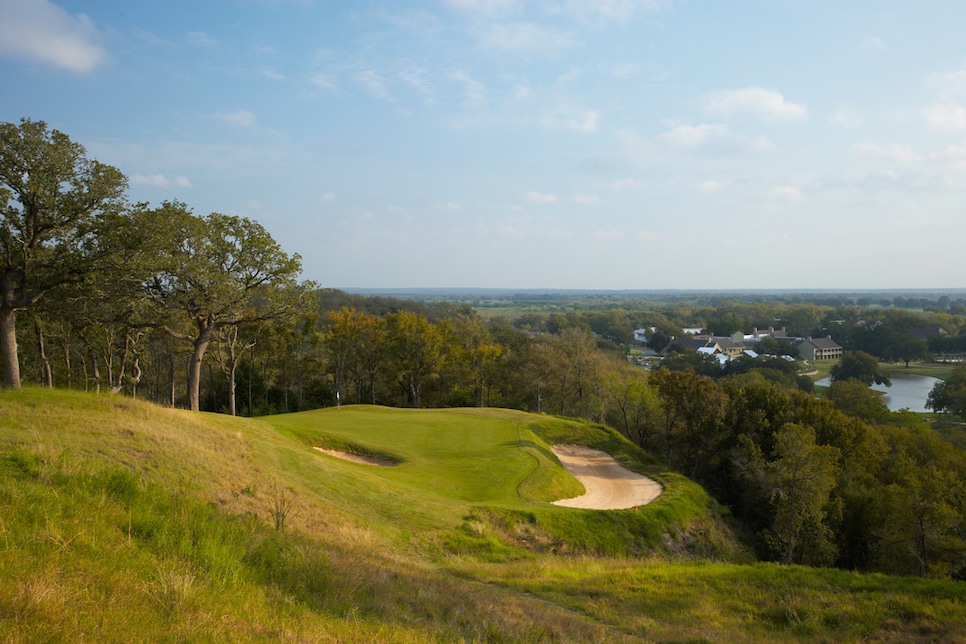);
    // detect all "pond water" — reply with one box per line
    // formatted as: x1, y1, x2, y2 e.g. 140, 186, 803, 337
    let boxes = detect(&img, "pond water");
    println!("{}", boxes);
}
815, 372, 942, 413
